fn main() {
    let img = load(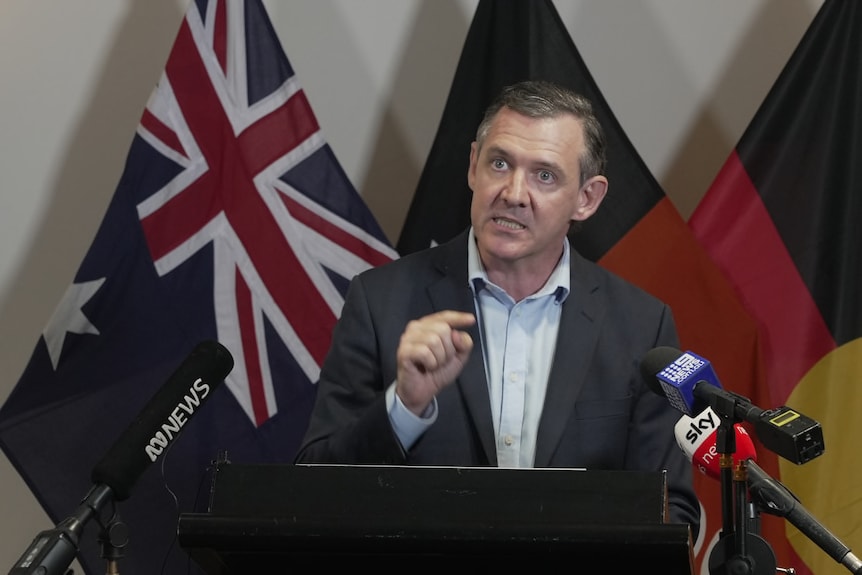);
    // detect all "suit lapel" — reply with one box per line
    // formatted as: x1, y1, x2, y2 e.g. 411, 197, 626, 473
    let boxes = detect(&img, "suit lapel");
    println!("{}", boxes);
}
428, 232, 497, 465
533, 251, 606, 467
